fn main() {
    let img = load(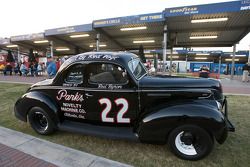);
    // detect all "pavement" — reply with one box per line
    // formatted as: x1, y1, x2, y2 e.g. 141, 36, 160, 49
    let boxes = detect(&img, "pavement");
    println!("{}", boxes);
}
0, 74, 46, 84
220, 75, 250, 95
0, 126, 132, 167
